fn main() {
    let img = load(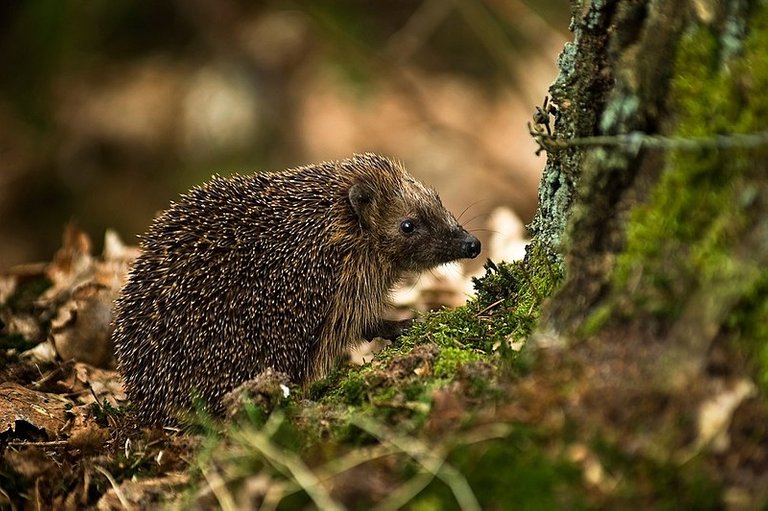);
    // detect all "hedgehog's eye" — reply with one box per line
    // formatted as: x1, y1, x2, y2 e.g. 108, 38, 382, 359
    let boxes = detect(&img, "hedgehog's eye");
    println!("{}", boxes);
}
400, 219, 417, 234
